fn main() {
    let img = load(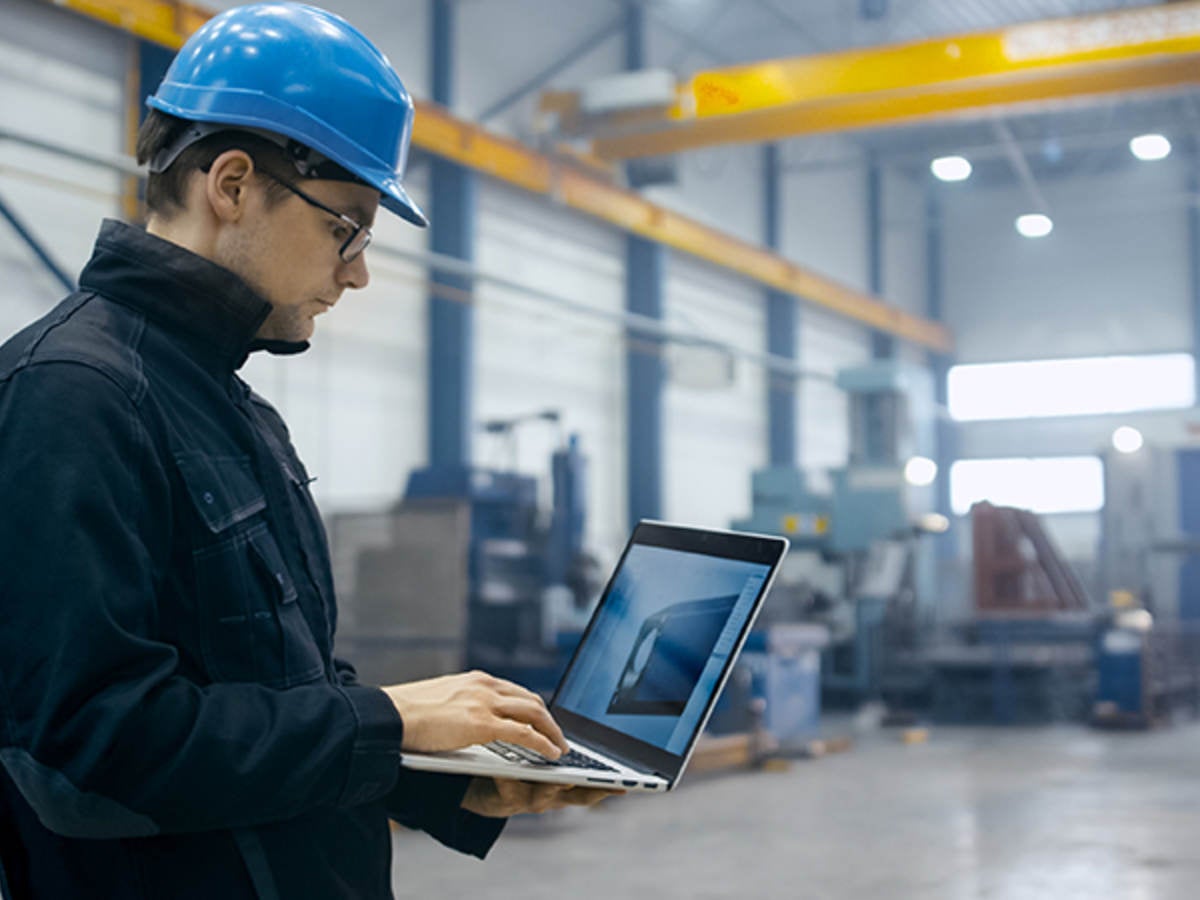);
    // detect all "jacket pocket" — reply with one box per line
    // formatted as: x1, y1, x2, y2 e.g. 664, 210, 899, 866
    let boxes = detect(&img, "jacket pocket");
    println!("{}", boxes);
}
176, 452, 325, 688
